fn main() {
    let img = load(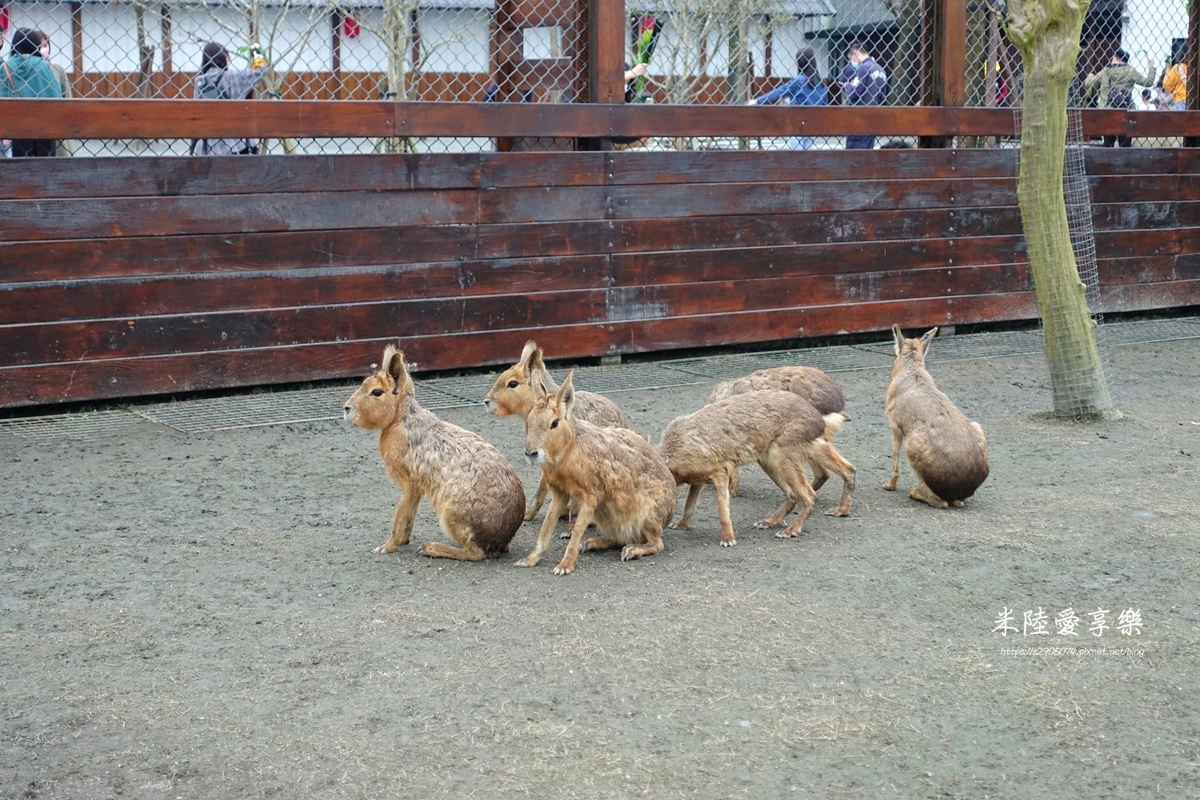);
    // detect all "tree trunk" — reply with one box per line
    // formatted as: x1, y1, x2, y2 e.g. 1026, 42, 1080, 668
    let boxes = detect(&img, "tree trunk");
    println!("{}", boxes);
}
1006, 0, 1115, 417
